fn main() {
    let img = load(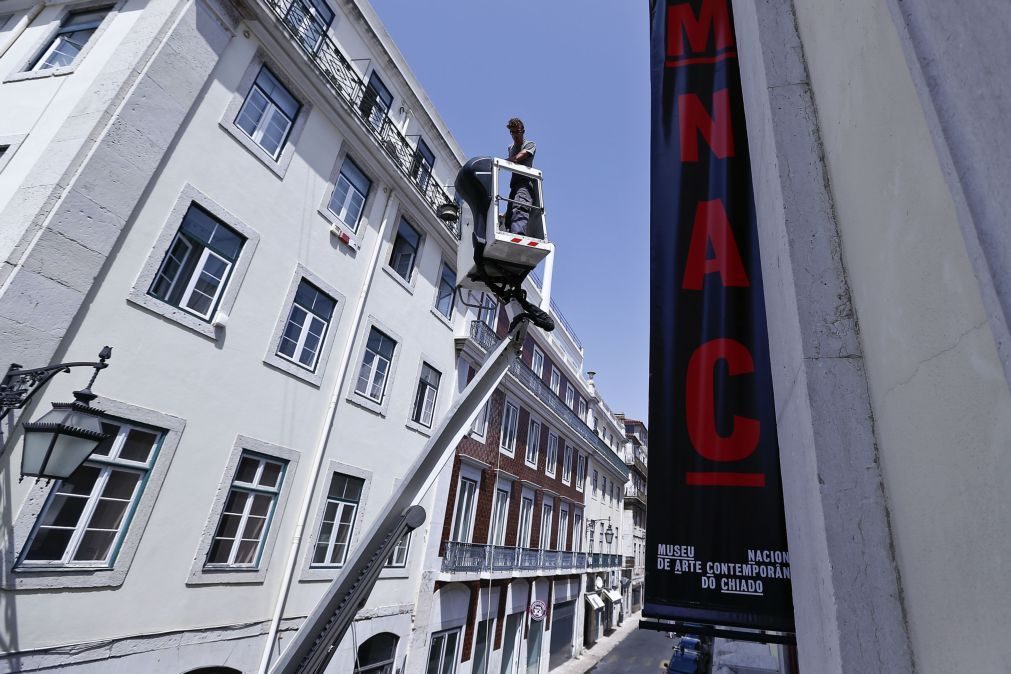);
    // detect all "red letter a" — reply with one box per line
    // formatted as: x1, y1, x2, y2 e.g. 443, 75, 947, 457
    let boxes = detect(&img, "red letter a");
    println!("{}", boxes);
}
682, 199, 750, 291
679, 90, 735, 162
